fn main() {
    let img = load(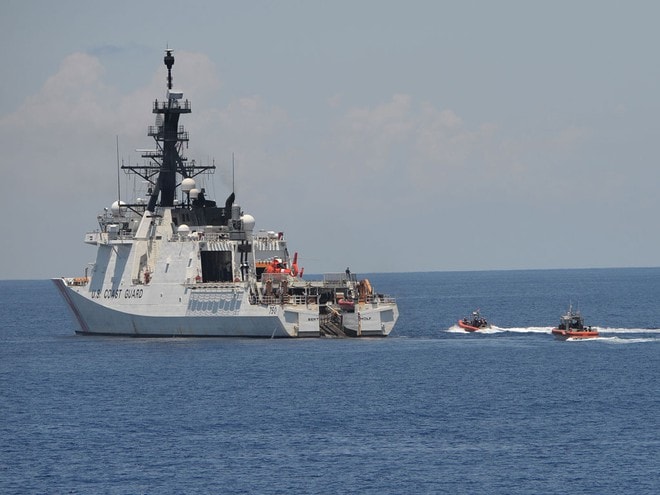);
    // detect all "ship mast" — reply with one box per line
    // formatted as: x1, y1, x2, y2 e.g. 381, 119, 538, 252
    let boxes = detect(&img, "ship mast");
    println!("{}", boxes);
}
144, 49, 191, 211
120, 50, 215, 214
